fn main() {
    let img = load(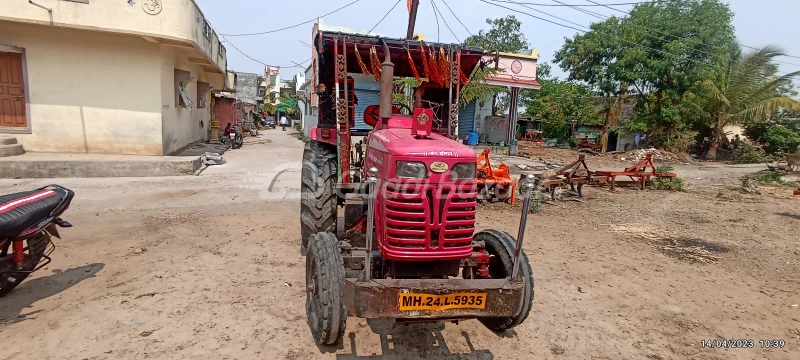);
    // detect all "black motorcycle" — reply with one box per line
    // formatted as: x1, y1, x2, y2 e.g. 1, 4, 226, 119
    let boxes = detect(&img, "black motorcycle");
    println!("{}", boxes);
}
0, 185, 74, 296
